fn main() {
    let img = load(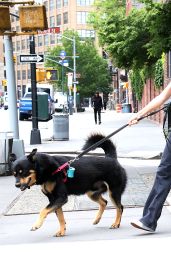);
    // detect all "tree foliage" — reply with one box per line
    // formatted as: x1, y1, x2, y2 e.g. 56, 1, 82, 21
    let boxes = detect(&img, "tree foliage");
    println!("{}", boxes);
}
45, 30, 112, 98
90, 0, 171, 70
